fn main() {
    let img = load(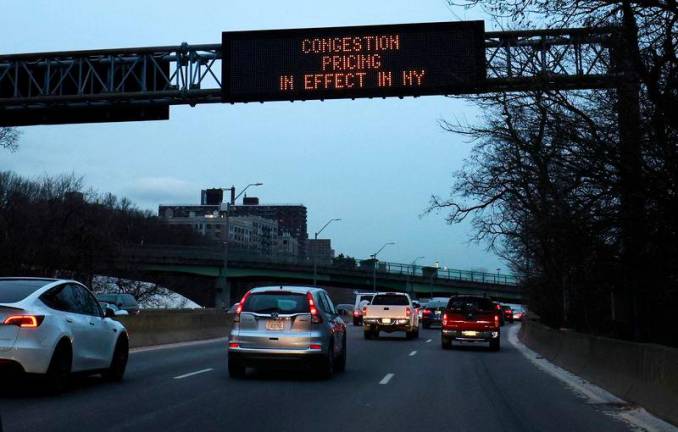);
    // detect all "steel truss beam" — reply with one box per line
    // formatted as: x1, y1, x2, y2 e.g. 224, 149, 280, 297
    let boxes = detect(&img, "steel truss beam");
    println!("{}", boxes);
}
483, 27, 615, 92
0, 28, 617, 123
